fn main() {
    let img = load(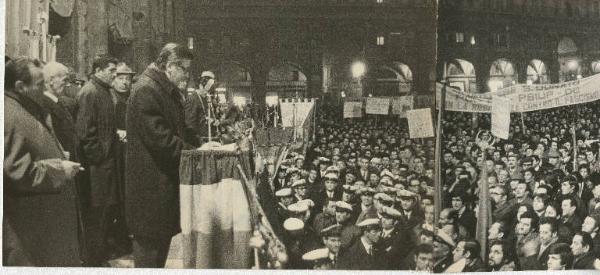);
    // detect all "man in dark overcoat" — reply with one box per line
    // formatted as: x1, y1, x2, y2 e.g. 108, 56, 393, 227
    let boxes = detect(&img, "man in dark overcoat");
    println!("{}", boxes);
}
76, 54, 120, 266
4, 57, 83, 266
125, 42, 195, 268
